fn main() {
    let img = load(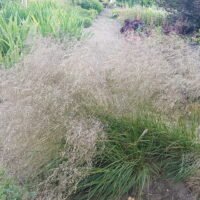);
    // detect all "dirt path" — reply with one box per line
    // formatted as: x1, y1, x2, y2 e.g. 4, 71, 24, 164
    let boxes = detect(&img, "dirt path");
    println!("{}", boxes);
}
0, 9, 199, 200
62, 9, 128, 76
81, 9, 125, 62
